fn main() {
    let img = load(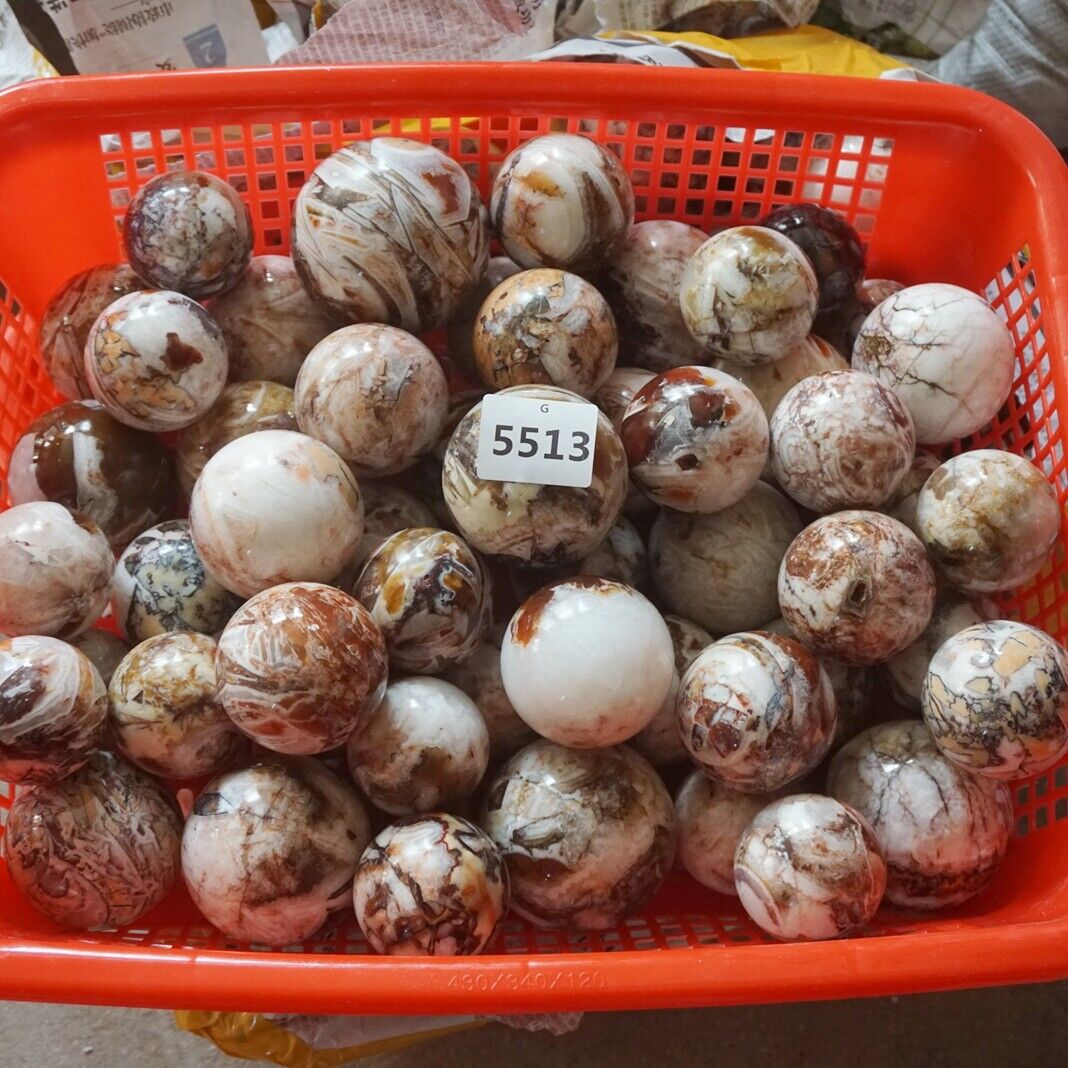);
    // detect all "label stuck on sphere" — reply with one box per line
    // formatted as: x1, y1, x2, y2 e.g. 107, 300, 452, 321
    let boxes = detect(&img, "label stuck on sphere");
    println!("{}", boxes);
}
475, 393, 599, 489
